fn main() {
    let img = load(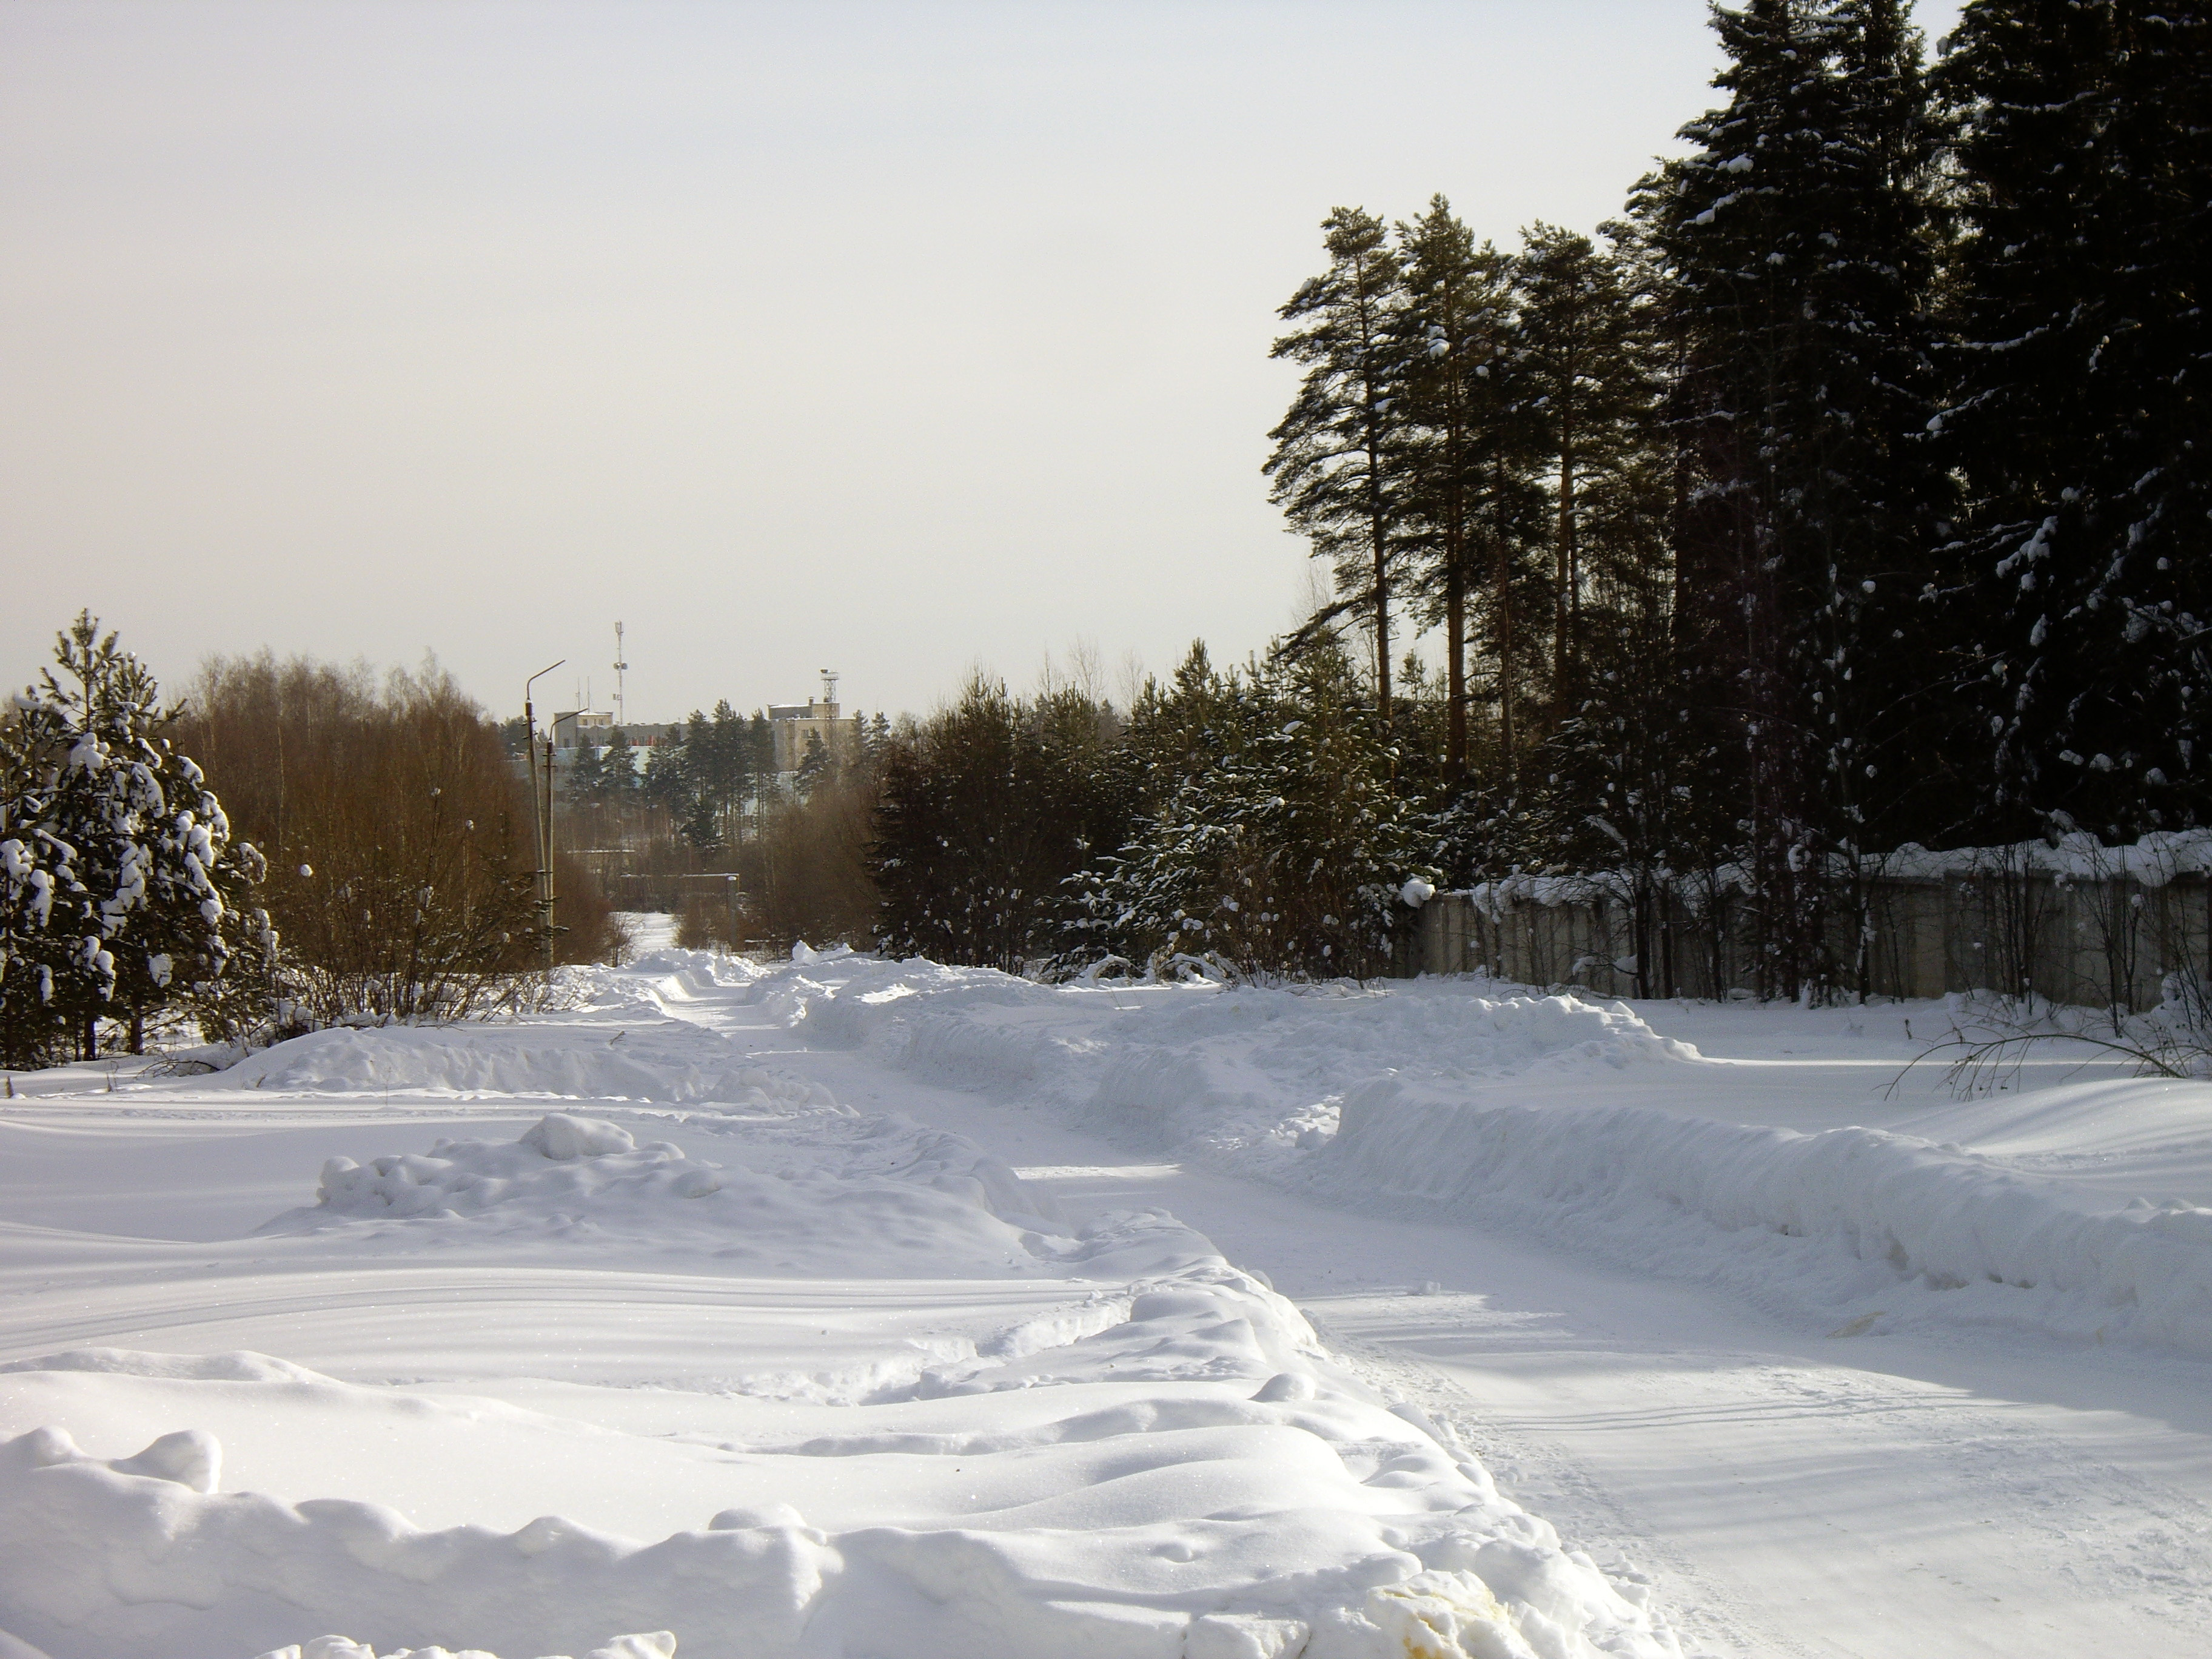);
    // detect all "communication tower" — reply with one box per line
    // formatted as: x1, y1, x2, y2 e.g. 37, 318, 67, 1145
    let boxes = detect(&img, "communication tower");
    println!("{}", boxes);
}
614, 622, 629, 726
